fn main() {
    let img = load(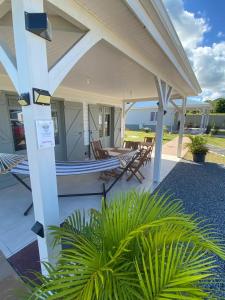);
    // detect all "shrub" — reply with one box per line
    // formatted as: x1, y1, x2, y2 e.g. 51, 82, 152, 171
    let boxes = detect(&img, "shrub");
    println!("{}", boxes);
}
27, 191, 225, 299
185, 135, 208, 155
142, 127, 151, 133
